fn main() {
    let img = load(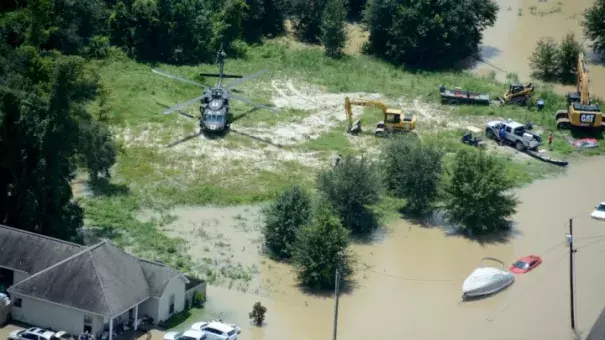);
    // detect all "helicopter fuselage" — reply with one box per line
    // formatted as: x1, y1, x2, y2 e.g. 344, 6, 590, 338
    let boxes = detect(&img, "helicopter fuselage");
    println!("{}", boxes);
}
199, 89, 231, 132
